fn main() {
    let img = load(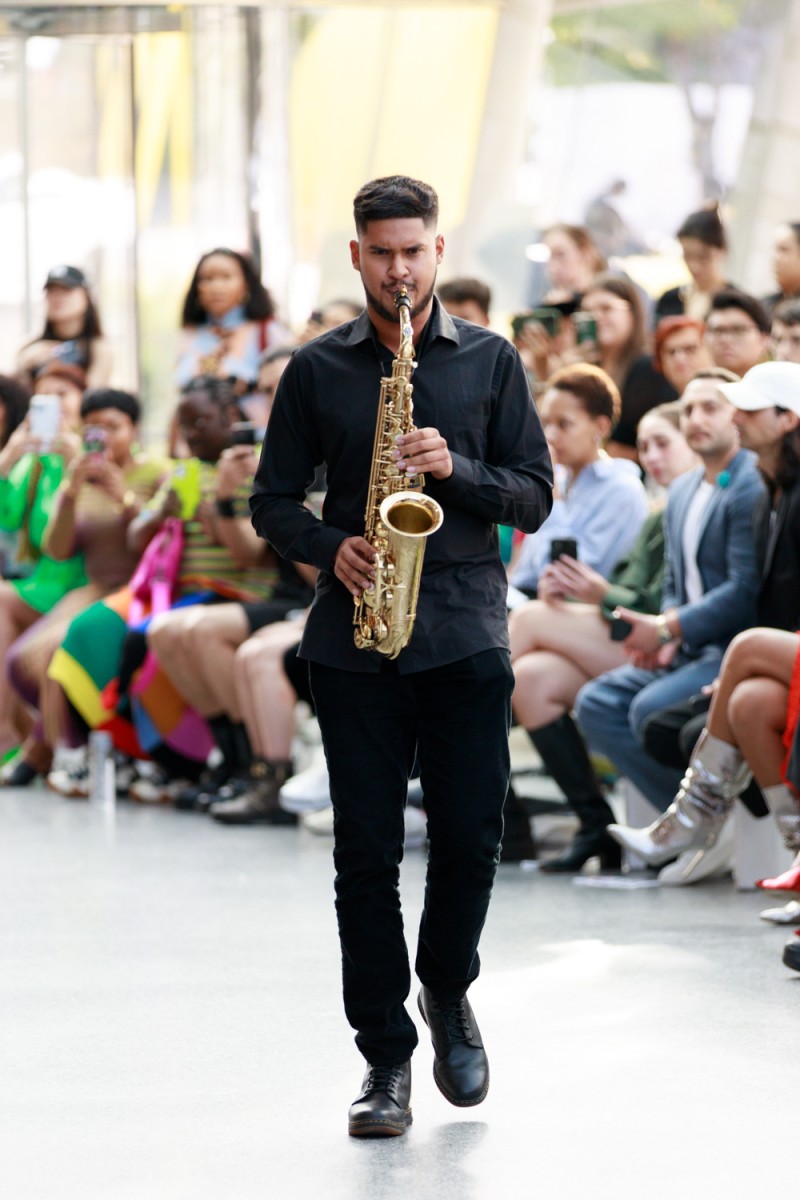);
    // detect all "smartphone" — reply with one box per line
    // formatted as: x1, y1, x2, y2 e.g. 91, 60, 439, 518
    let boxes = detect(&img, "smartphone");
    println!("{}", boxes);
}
28, 394, 61, 451
230, 421, 258, 447
170, 458, 203, 520
573, 313, 598, 345
609, 616, 633, 641
550, 537, 578, 563
511, 307, 562, 339
83, 425, 108, 455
